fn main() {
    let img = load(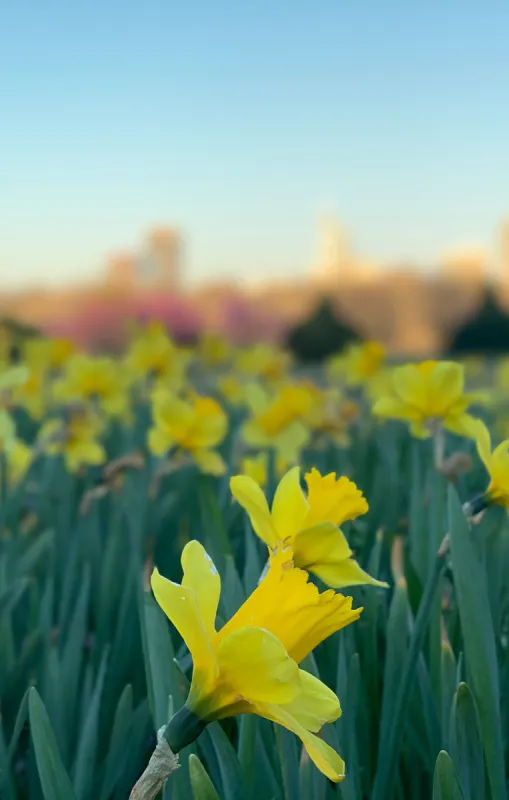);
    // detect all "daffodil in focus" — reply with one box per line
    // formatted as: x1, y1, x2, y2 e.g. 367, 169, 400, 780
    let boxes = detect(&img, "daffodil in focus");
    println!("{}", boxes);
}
54, 355, 131, 421
372, 360, 484, 439
152, 540, 361, 781
470, 418, 509, 510
231, 466, 386, 589
39, 411, 106, 473
242, 384, 311, 473
148, 390, 228, 476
